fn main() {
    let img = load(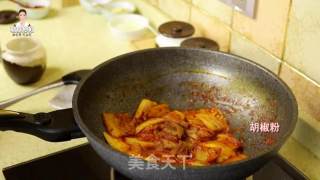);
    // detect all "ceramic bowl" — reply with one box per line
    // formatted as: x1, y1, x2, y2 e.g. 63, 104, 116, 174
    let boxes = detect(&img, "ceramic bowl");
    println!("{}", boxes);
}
108, 14, 149, 41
